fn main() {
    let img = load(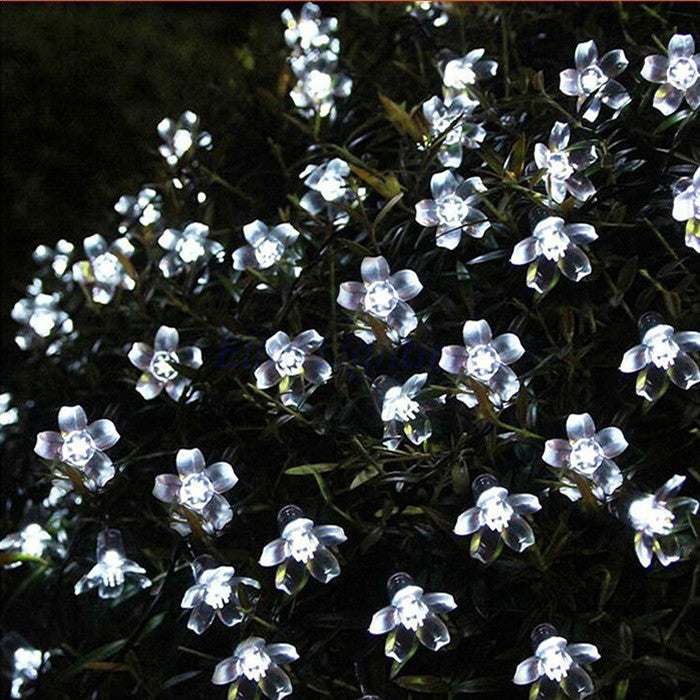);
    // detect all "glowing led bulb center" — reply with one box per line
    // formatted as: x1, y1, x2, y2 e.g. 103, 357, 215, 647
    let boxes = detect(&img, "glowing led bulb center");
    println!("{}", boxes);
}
92, 252, 123, 285
395, 591, 429, 631
150, 351, 178, 382
179, 472, 215, 511
177, 235, 206, 263
275, 346, 306, 377
62, 430, 96, 466
667, 57, 698, 91
172, 129, 194, 157
536, 637, 573, 682
240, 647, 272, 682
437, 193, 468, 226
254, 238, 284, 268
204, 579, 232, 609
648, 335, 680, 369
629, 495, 675, 535
579, 65, 606, 94
546, 152, 574, 182
569, 437, 604, 474
477, 487, 514, 532
466, 344, 500, 381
